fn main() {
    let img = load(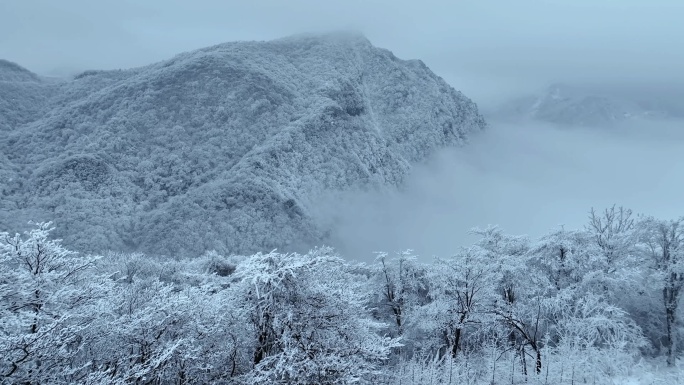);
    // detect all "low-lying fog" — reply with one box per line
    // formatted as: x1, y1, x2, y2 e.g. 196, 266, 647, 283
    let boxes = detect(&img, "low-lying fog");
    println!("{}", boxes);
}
320, 118, 684, 261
